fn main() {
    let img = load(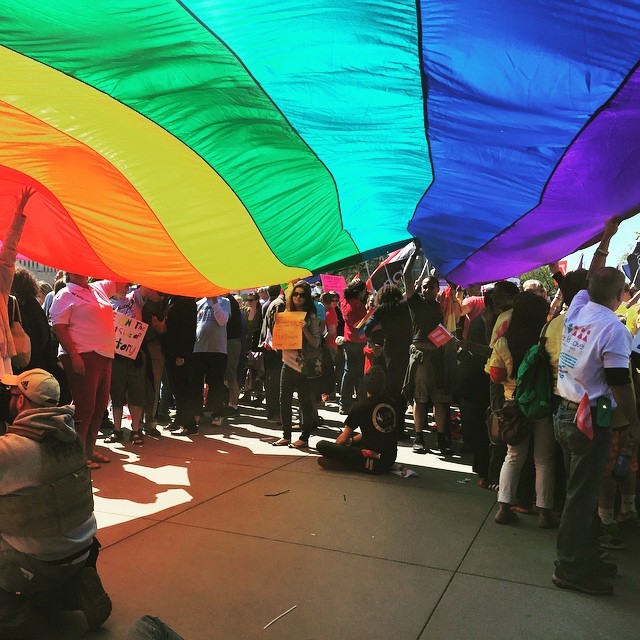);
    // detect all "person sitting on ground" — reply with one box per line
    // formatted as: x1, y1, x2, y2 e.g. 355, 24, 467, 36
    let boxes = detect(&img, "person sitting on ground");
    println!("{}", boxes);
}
363, 284, 412, 439
0, 368, 111, 638
316, 366, 397, 474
